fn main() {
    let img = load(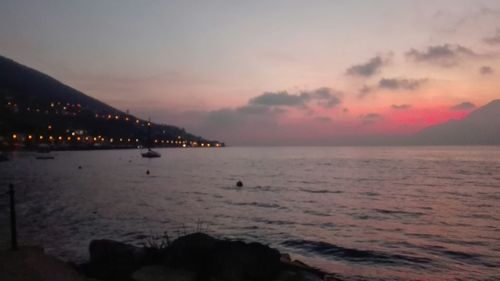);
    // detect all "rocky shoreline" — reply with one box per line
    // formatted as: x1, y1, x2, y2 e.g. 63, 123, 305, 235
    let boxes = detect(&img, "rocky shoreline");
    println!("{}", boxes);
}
1, 232, 342, 281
